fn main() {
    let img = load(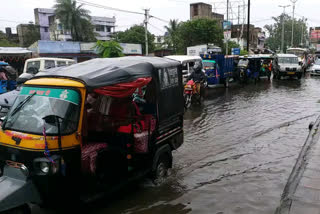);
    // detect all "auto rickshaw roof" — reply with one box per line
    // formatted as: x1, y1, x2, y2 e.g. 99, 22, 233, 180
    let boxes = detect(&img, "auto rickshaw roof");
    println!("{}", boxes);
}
35, 56, 180, 89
